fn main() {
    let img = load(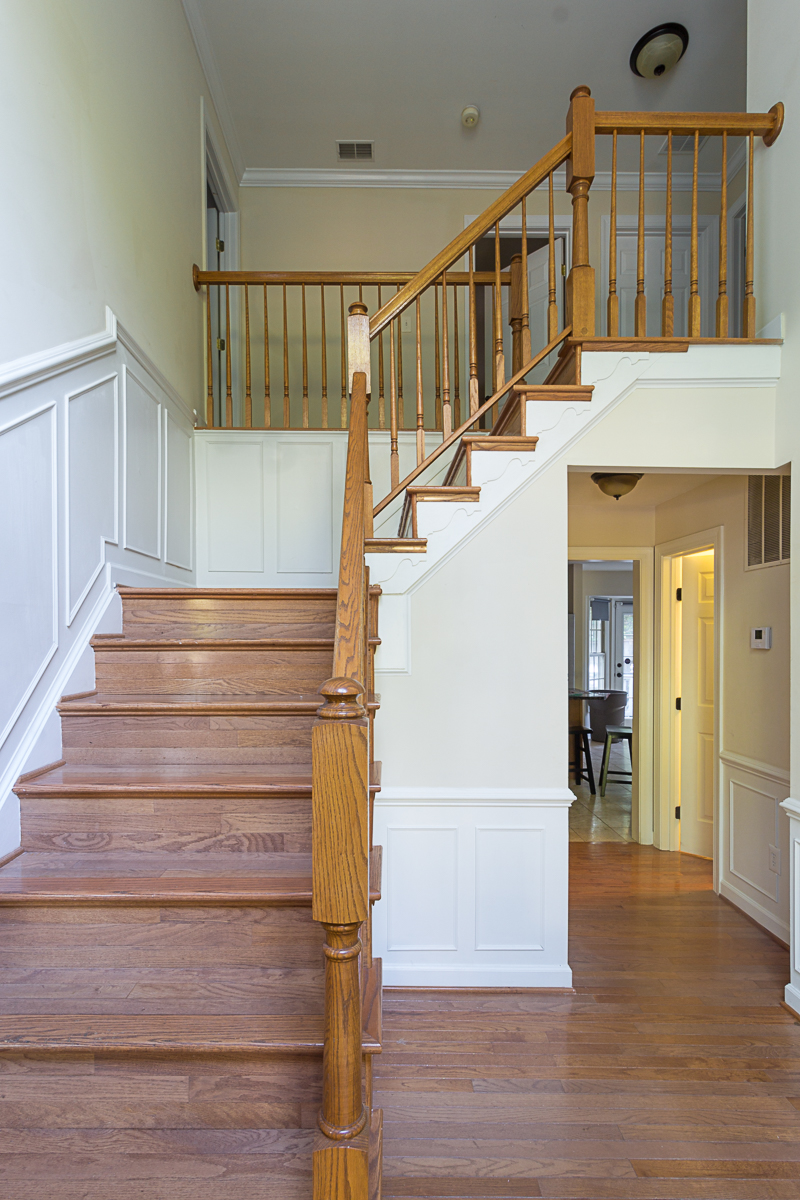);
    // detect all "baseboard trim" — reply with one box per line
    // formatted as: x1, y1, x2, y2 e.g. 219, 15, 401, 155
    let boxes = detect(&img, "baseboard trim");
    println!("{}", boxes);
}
784, 984, 800, 1020
719, 879, 790, 944
381, 964, 573, 988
